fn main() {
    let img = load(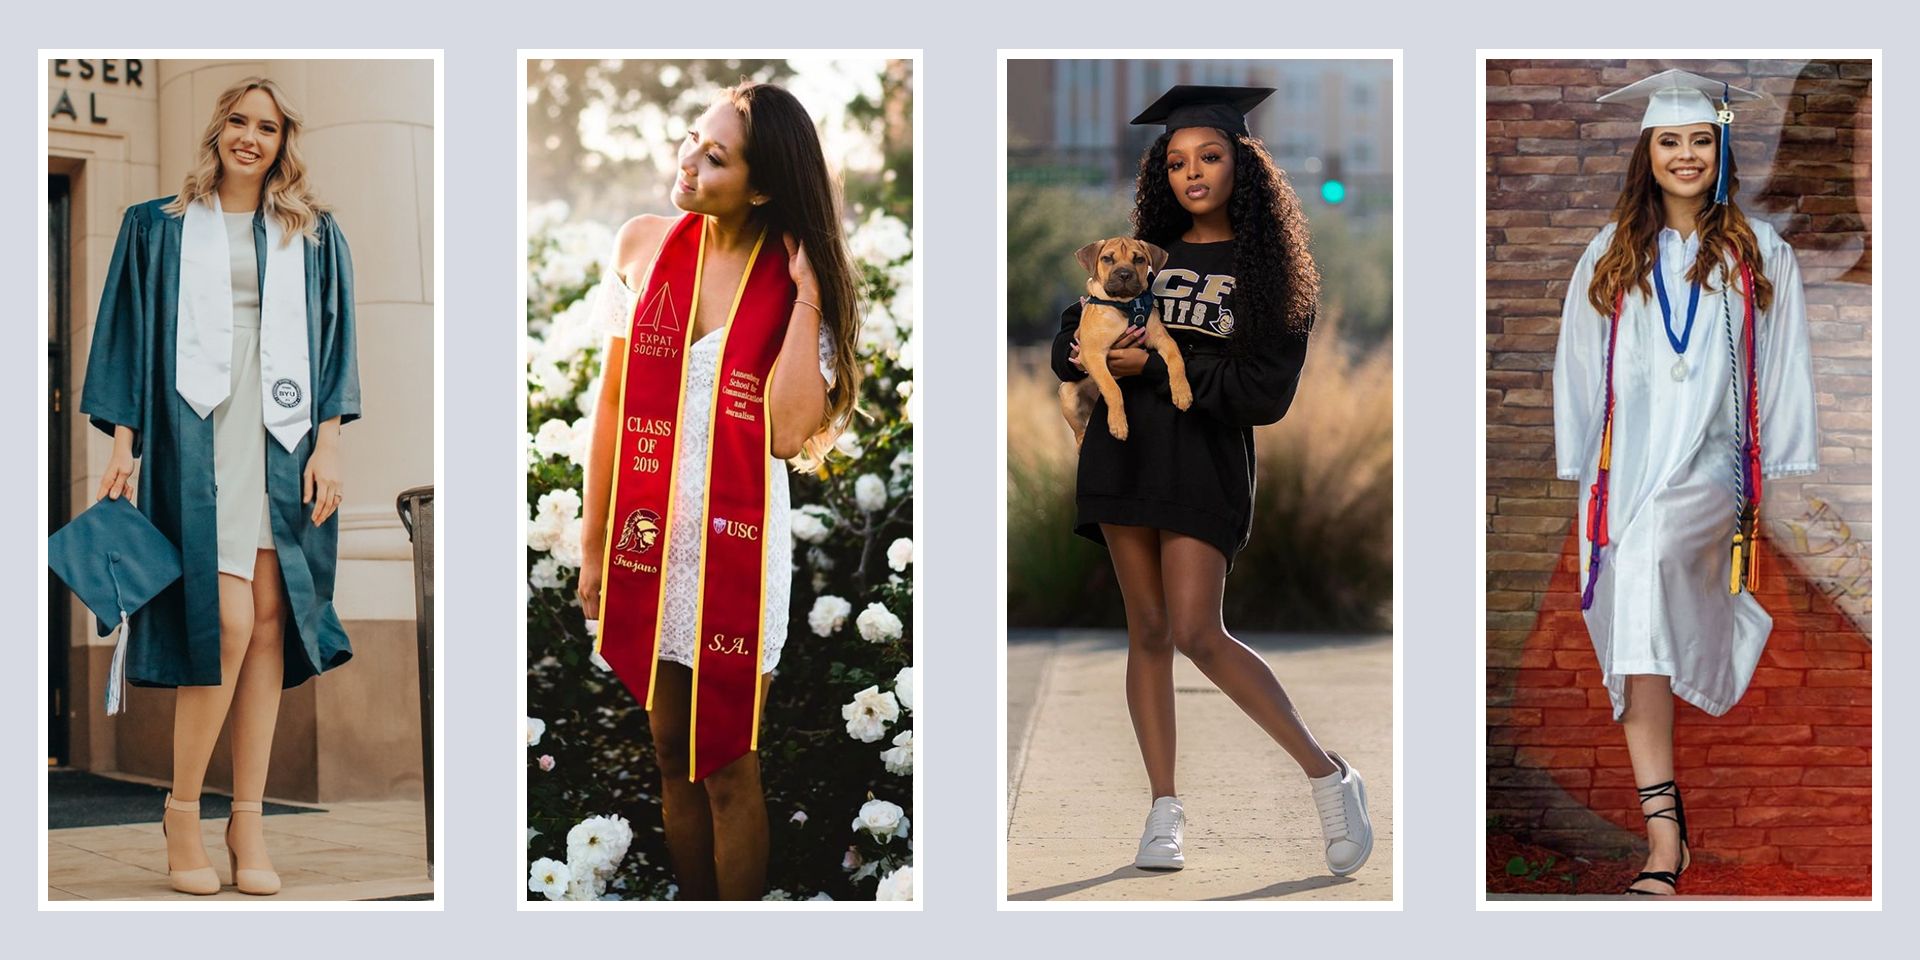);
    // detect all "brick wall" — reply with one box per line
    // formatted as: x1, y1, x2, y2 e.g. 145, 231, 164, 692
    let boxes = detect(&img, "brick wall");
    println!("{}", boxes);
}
1484, 59, 1873, 877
